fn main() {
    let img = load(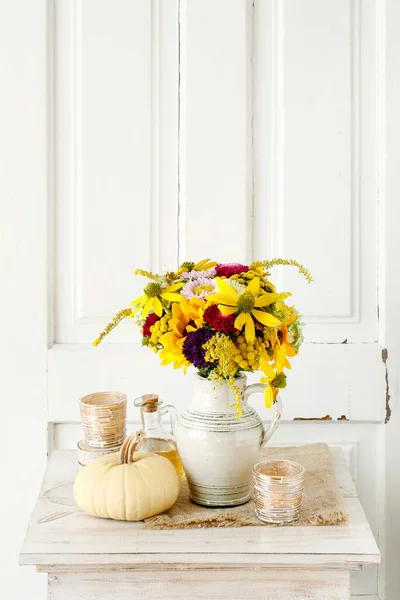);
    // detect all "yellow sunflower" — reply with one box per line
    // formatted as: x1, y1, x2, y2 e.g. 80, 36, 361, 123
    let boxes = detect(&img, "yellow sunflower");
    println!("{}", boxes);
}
159, 332, 189, 371
208, 277, 282, 343
169, 297, 203, 335
158, 298, 203, 370
131, 281, 183, 319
